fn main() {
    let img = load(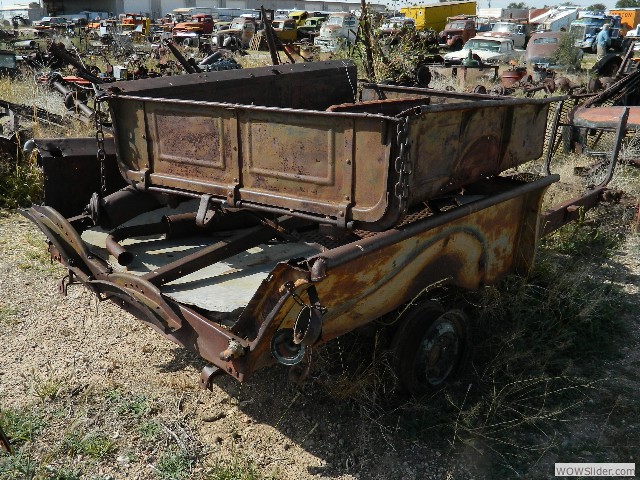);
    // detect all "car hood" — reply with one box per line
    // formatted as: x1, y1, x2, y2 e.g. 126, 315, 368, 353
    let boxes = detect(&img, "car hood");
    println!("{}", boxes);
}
444, 49, 504, 62
480, 31, 515, 39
